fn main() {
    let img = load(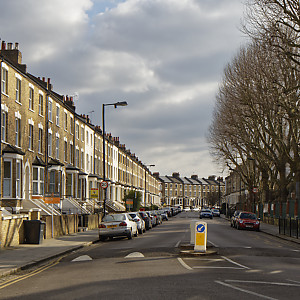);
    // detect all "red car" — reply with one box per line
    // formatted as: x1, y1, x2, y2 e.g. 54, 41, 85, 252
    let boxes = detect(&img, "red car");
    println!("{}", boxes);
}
235, 211, 260, 231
